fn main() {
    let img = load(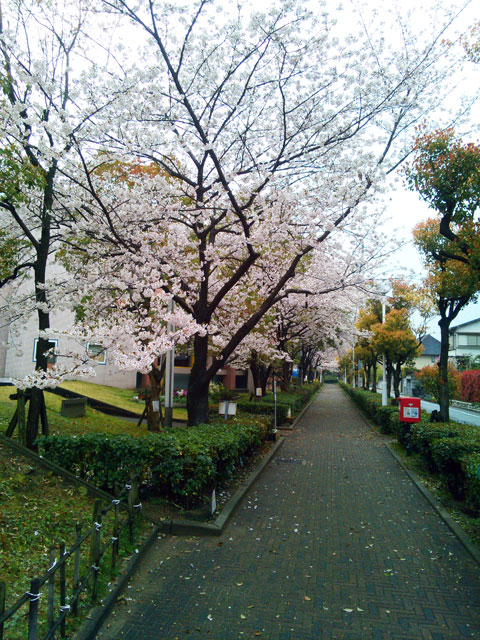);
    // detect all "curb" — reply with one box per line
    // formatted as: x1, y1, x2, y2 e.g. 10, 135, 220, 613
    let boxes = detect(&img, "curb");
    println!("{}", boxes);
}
73, 526, 161, 640
386, 444, 480, 567
155, 436, 285, 536
278, 389, 320, 432
339, 388, 480, 567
